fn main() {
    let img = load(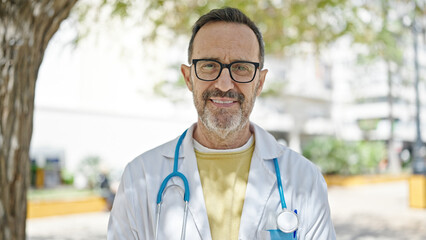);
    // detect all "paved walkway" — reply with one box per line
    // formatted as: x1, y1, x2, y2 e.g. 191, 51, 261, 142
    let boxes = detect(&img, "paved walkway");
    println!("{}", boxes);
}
27, 181, 426, 239
329, 181, 426, 240
27, 211, 108, 240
